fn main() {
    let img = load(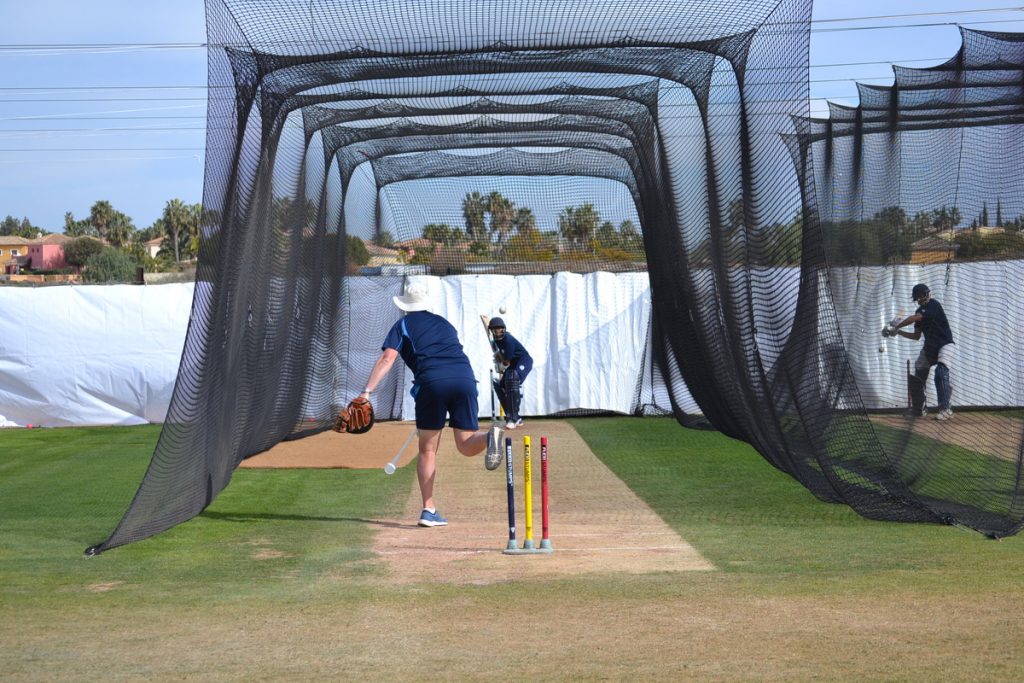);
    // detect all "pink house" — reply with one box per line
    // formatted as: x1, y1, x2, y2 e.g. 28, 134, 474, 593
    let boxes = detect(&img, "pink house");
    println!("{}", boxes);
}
27, 233, 72, 270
